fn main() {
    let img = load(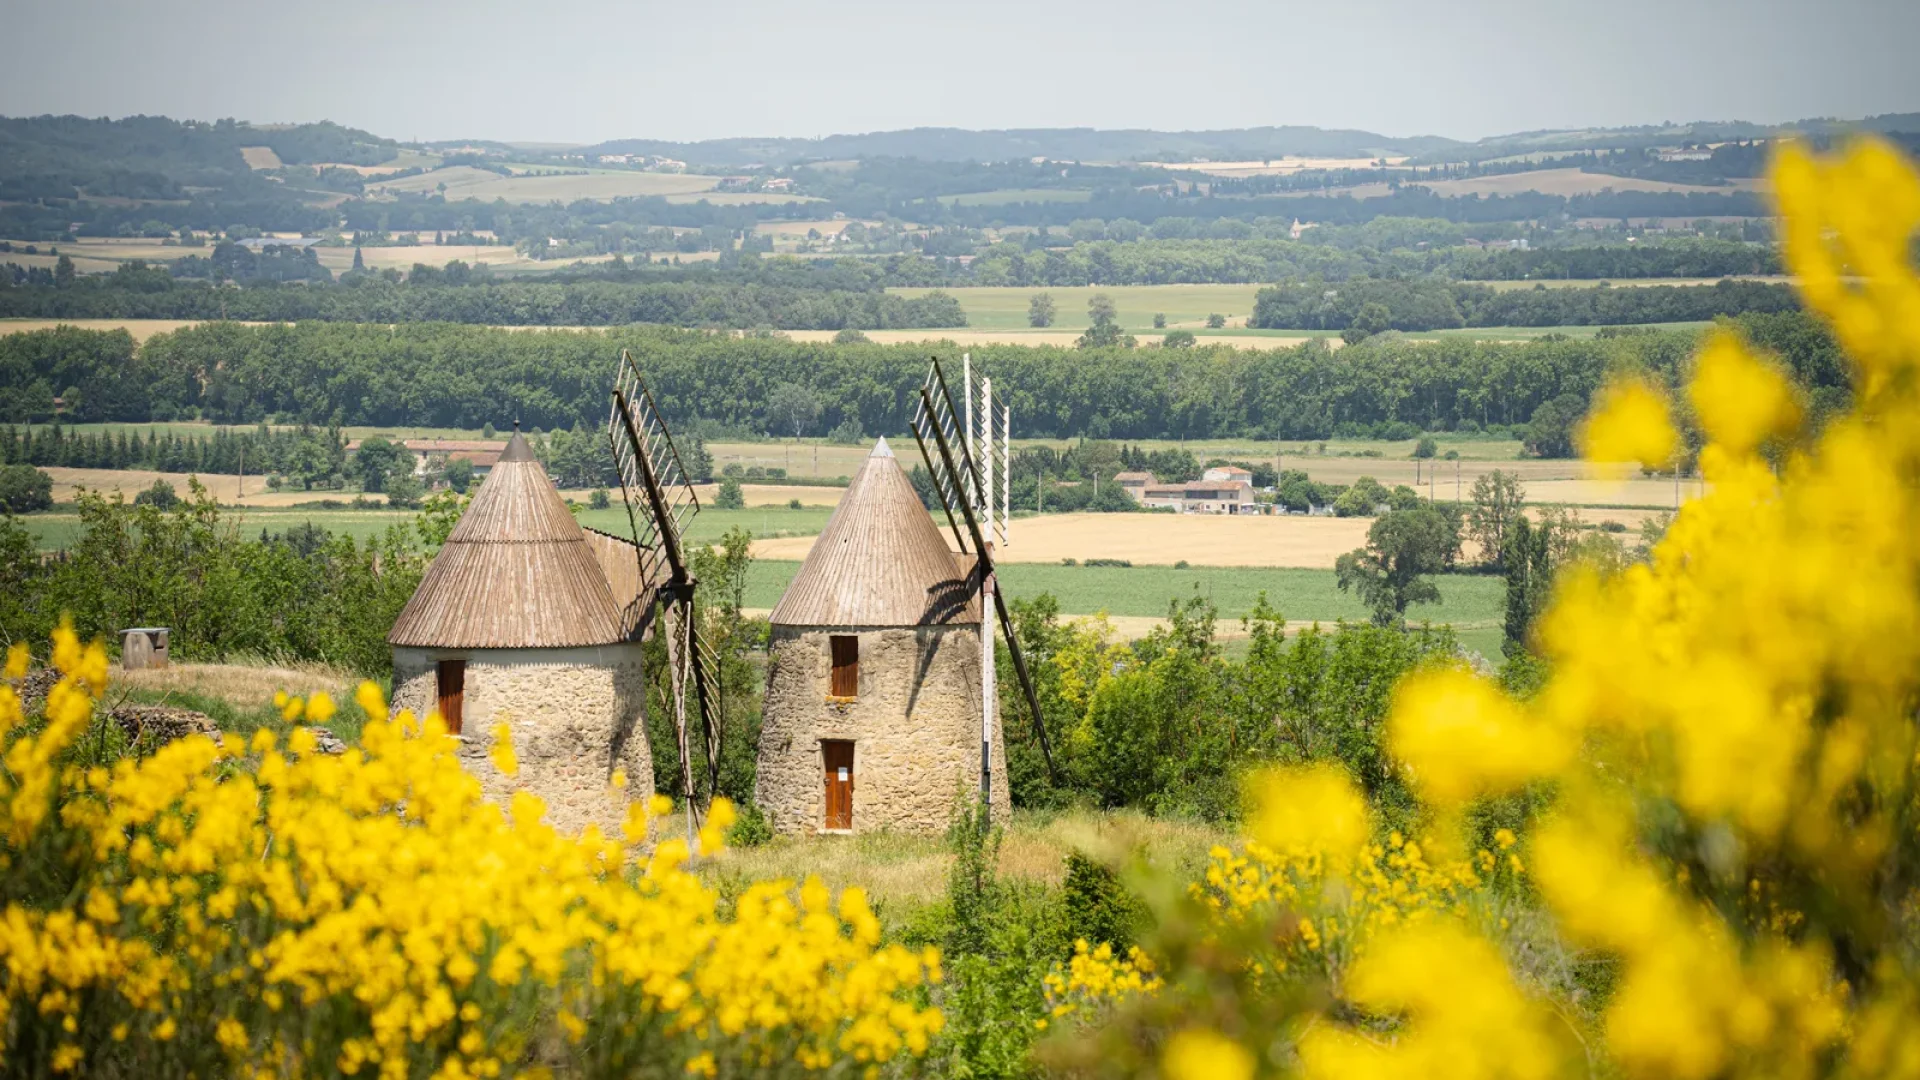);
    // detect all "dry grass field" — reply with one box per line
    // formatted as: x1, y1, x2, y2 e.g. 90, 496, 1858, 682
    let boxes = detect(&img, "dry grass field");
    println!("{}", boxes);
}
751, 219, 863, 238
238, 146, 284, 170
700, 808, 1226, 909
114, 661, 360, 714
366, 165, 724, 203
1139, 156, 1409, 177
890, 284, 1264, 331
1319, 167, 1770, 201
752, 511, 1374, 569
311, 243, 548, 274
0, 318, 238, 341
41, 468, 331, 506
